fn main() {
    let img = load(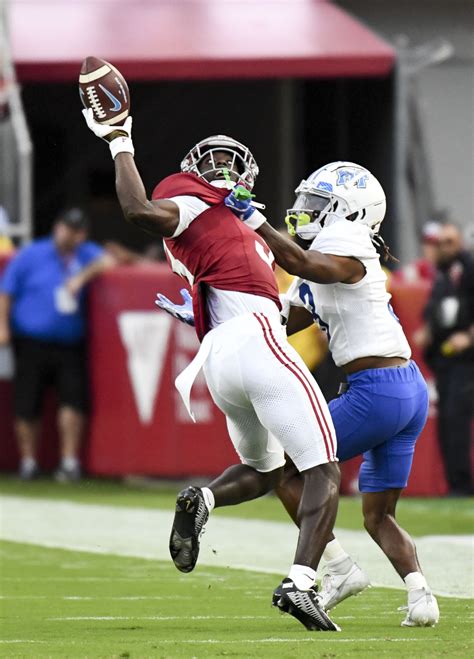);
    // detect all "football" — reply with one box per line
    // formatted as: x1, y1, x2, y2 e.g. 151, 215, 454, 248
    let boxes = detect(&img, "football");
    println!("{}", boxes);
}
79, 56, 130, 125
